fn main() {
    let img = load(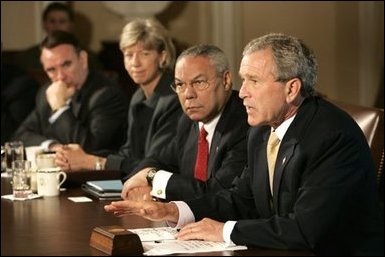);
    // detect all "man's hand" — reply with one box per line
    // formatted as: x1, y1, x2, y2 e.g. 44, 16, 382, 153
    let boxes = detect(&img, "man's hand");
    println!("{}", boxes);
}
104, 200, 179, 223
176, 218, 225, 242
121, 168, 152, 199
55, 144, 97, 172
46, 80, 76, 111
126, 186, 152, 201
